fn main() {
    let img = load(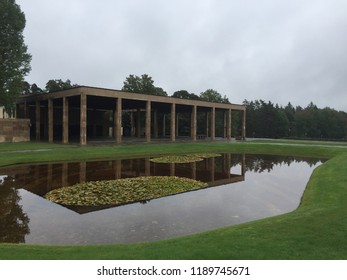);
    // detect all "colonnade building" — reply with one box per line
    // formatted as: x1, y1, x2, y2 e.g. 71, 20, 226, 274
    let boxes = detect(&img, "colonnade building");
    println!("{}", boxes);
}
16, 86, 246, 145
